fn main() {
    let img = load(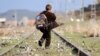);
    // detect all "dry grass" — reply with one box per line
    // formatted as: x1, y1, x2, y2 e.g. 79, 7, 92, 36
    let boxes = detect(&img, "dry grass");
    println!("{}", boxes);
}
0, 27, 35, 39
53, 19, 100, 56
56, 19, 100, 37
